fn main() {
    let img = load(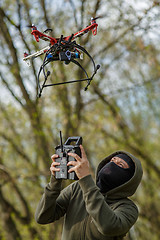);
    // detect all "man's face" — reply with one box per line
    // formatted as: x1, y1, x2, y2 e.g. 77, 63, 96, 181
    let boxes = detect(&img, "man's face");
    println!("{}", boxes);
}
110, 156, 129, 169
